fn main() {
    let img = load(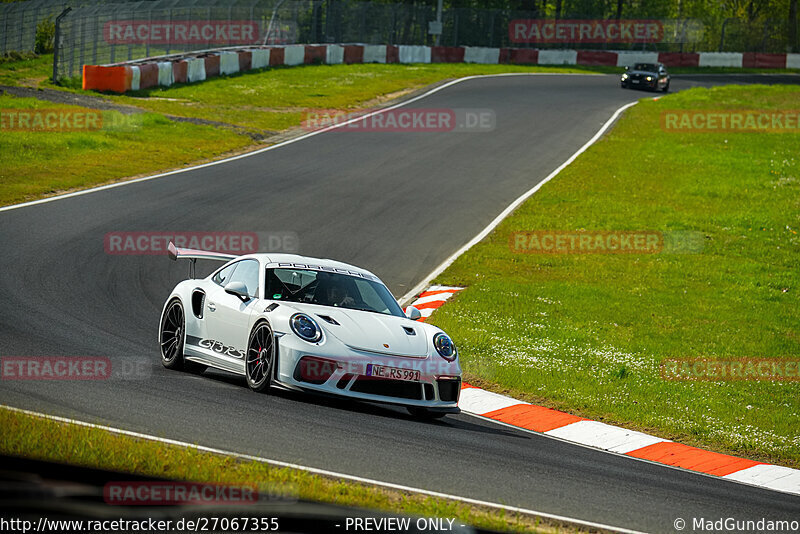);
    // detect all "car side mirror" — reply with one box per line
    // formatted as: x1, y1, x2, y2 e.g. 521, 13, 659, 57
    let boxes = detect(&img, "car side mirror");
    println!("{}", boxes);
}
225, 281, 250, 302
405, 306, 422, 321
